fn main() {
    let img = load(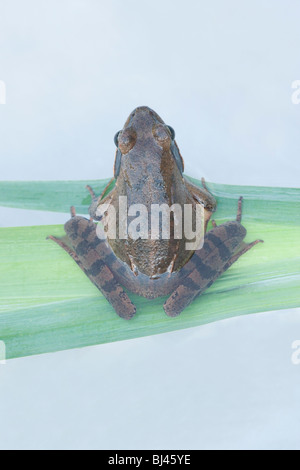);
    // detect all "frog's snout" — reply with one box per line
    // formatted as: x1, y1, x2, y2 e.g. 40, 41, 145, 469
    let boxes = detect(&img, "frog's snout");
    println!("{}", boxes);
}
128, 105, 164, 125
131, 105, 153, 116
